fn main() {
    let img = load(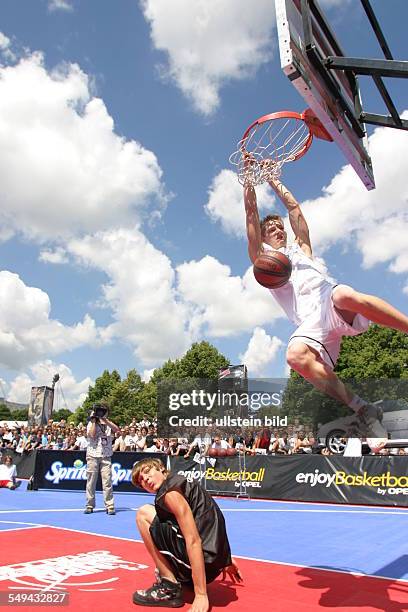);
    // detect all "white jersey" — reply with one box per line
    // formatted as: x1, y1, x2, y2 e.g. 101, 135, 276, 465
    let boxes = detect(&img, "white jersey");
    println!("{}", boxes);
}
264, 243, 334, 326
